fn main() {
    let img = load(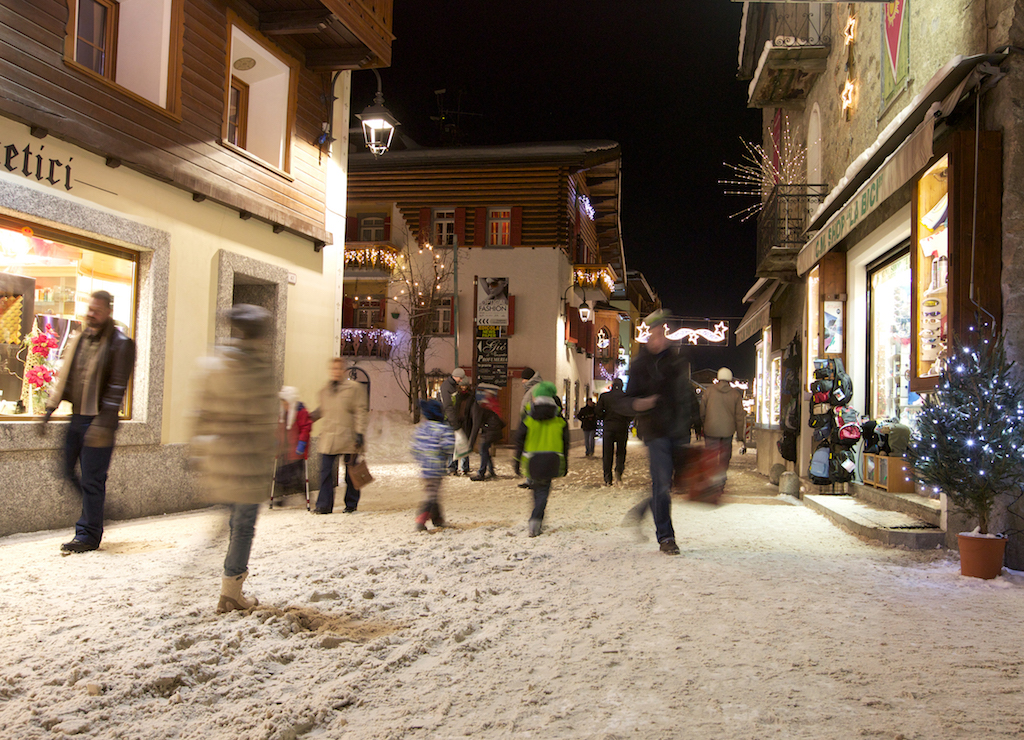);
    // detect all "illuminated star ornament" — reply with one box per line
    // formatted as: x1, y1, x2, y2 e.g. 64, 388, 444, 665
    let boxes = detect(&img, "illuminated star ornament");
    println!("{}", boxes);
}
635, 321, 651, 343
841, 79, 856, 114
666, 321, 730, 345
